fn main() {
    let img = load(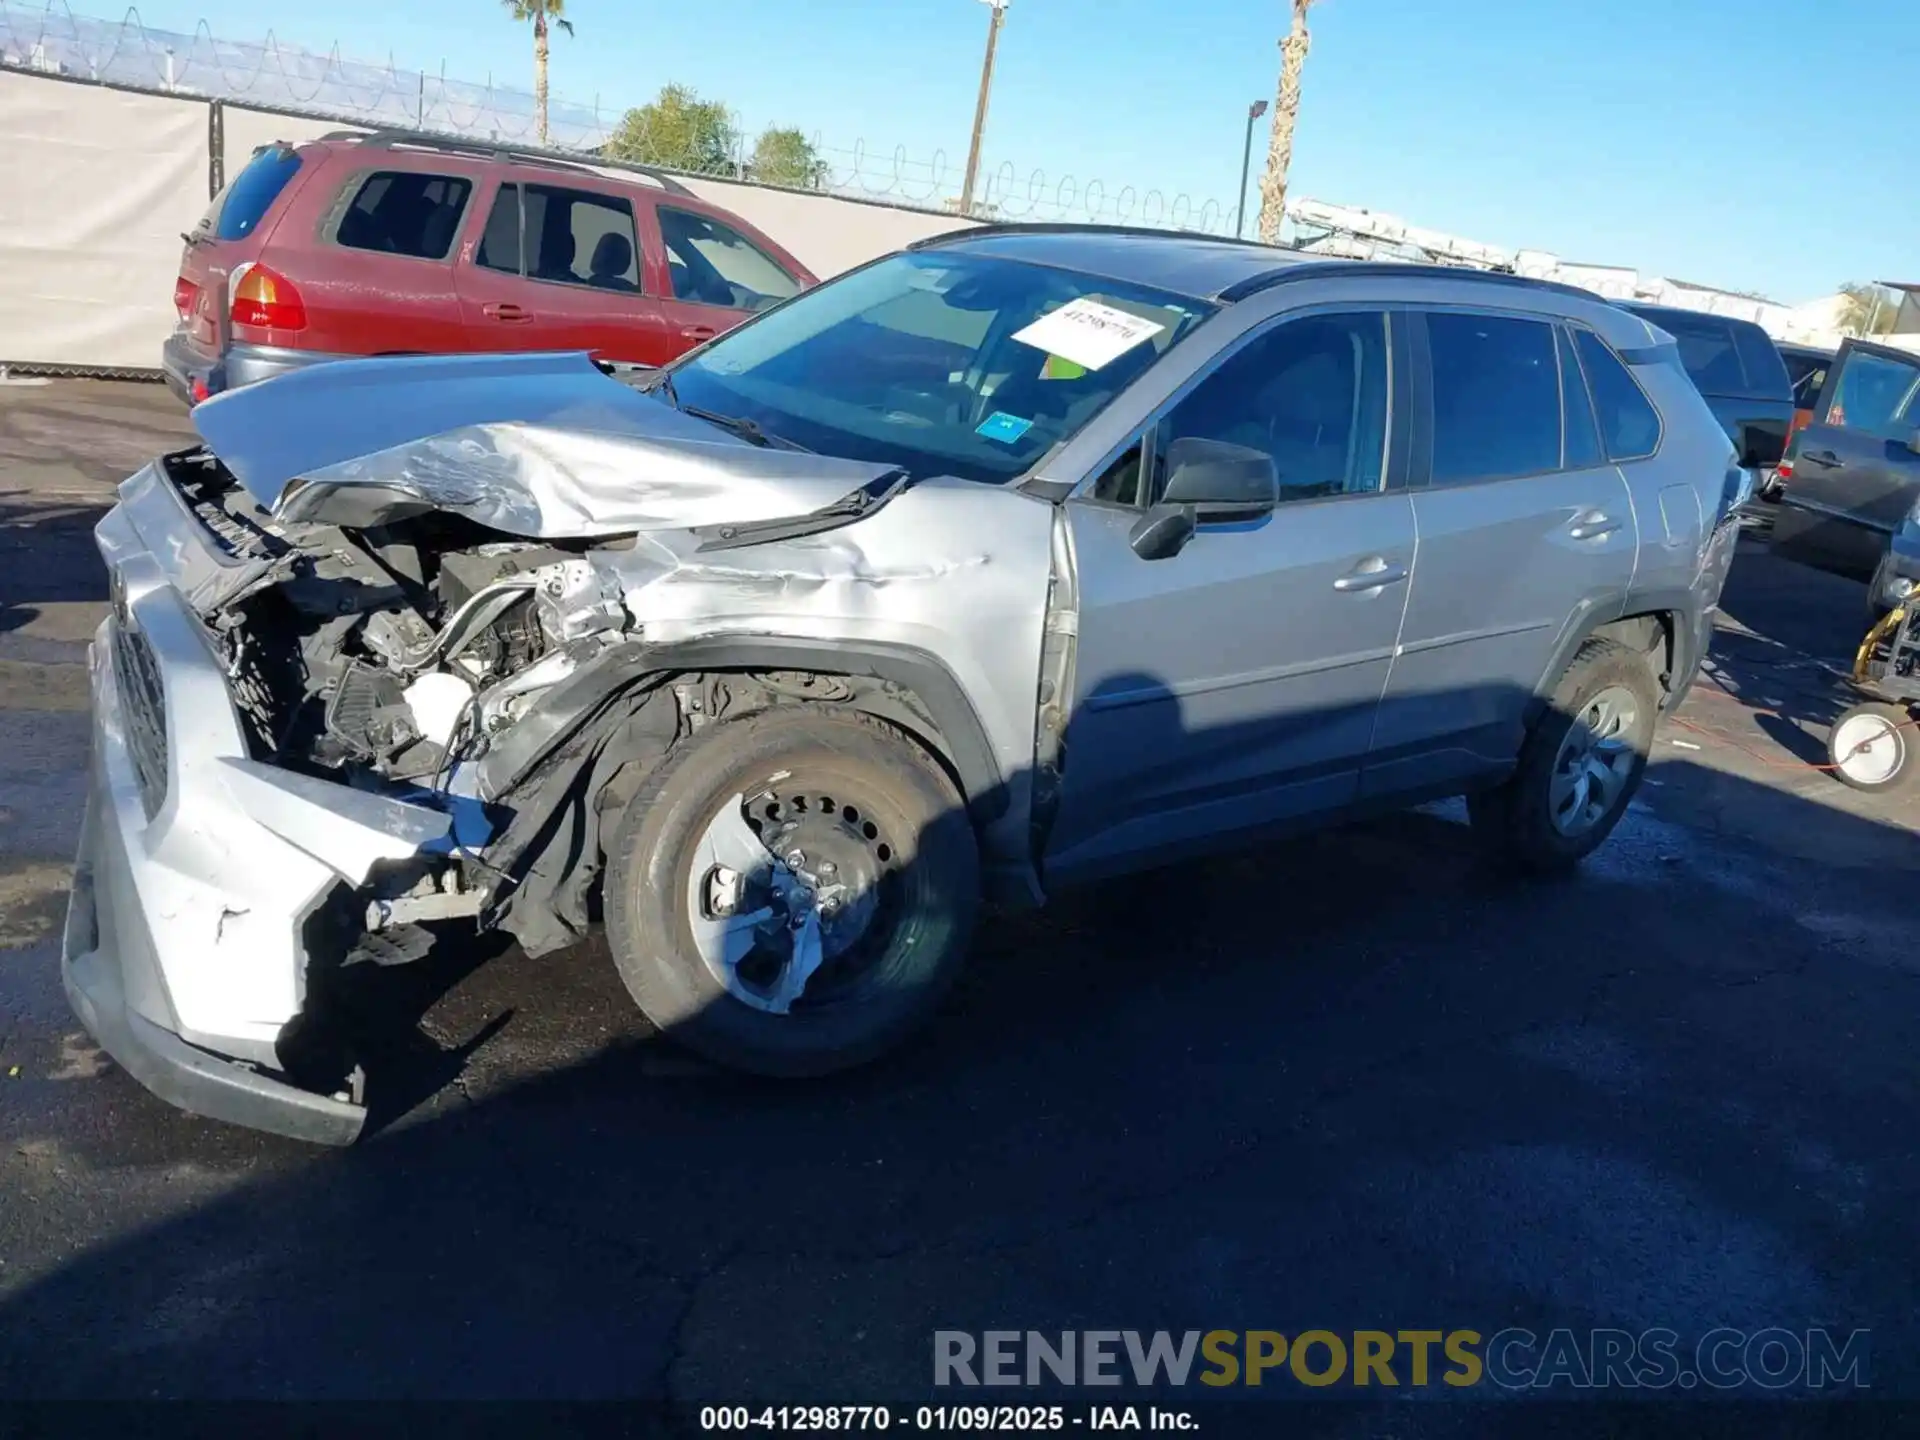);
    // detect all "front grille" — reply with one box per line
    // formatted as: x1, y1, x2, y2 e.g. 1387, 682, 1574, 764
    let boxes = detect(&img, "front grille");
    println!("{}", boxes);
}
110, 619, 169, 819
